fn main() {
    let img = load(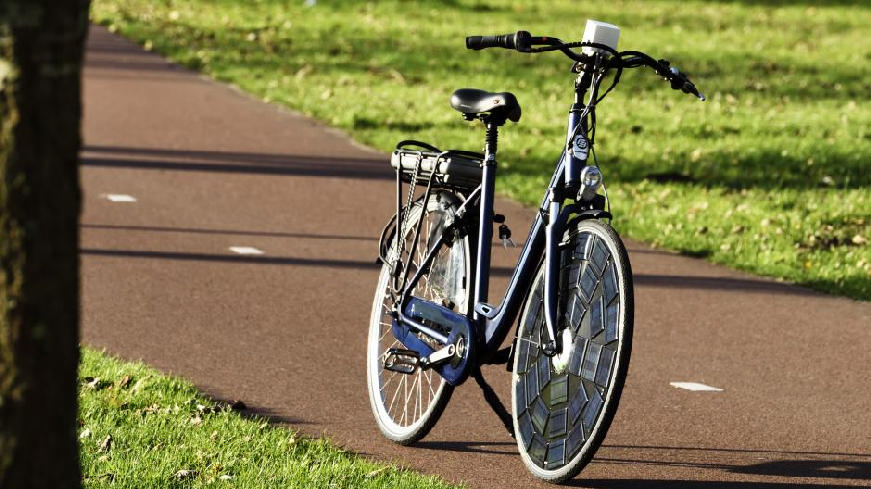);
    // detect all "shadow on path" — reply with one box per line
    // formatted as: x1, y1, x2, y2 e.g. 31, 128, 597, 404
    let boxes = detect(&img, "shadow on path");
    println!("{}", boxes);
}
603, 444, 871, 459
634, 274, 821, 297
80, 248, 382, 270
82, 223, 377, 242
82, 144, 392, 180
414, 439, 516, 456
575, 444, 871, 487
81, 247, 825, 297
571, 479, 865, 489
